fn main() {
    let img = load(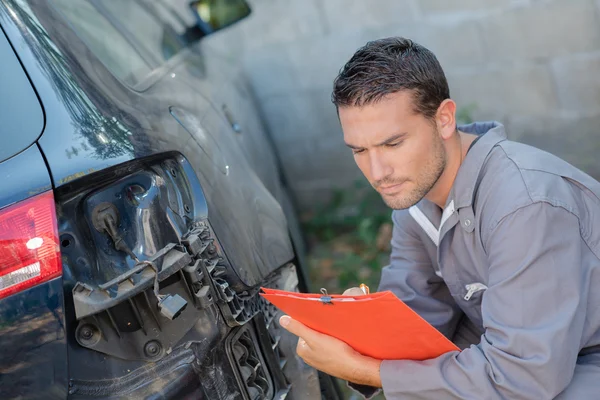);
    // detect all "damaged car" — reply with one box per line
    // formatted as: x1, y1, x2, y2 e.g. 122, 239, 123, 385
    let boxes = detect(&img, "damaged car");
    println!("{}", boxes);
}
0, 0, 342, 398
